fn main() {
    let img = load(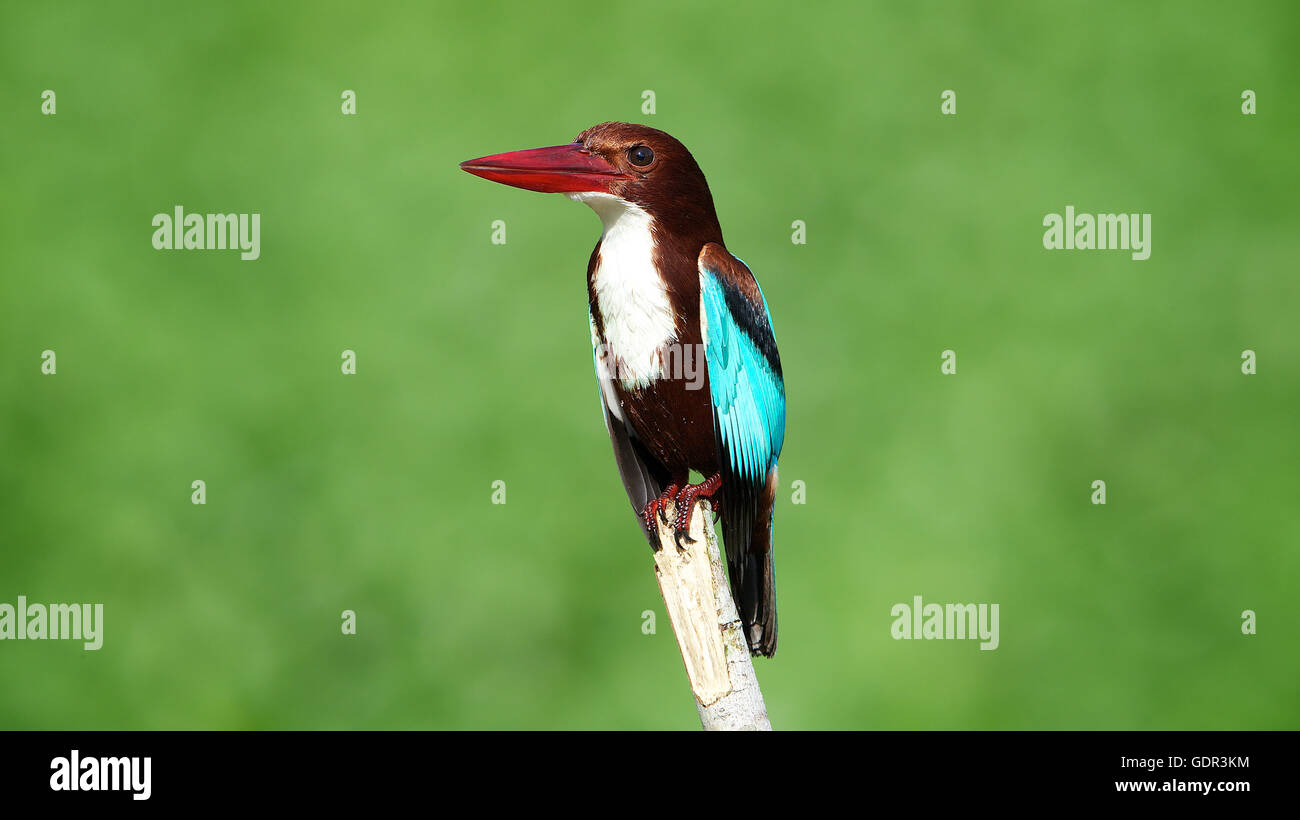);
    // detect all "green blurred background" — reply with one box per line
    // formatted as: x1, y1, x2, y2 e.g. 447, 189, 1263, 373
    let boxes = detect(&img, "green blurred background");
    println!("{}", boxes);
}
1, 0, 1296, 729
